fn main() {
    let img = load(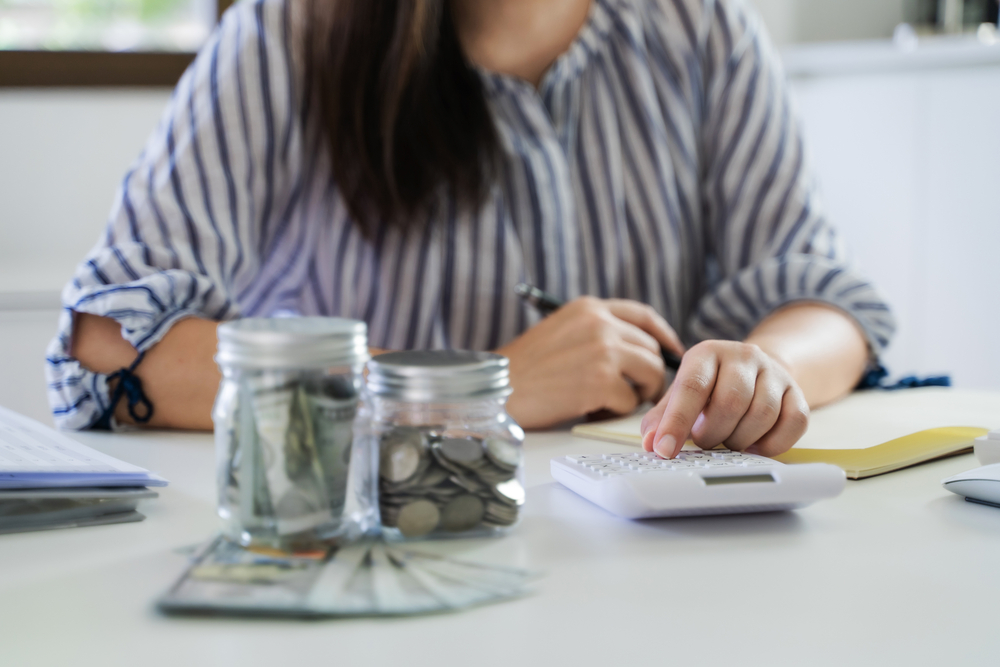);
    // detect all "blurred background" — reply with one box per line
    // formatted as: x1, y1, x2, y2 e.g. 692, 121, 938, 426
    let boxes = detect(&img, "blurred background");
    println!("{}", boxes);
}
1, 0, 999, 422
